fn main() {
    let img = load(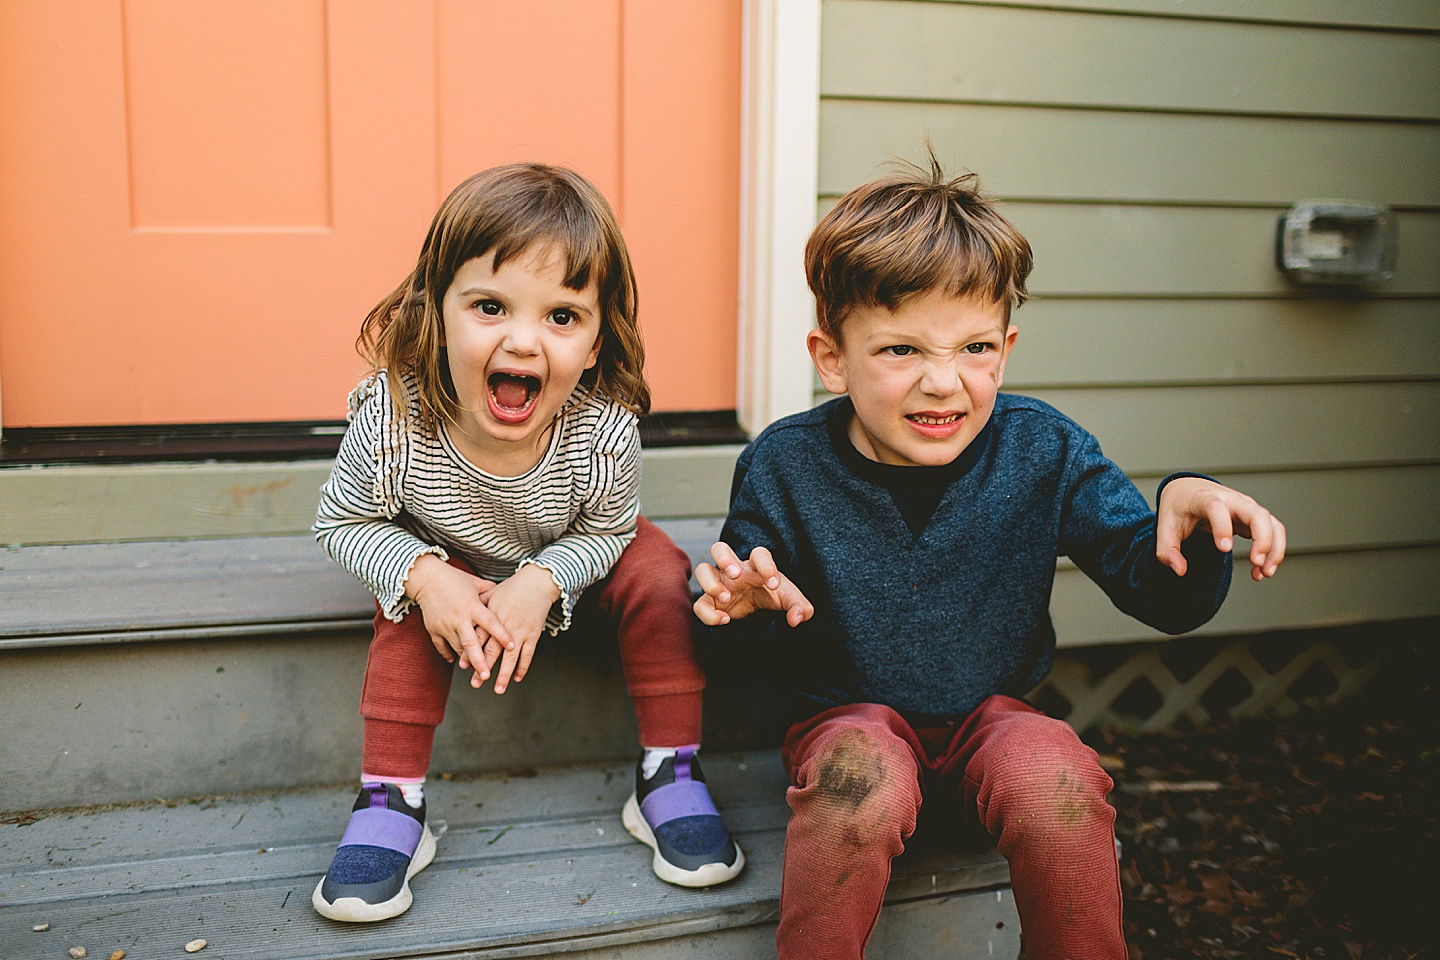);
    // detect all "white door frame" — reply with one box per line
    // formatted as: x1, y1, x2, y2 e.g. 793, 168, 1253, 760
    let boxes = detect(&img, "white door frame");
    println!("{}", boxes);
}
737, 0, 823, 436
